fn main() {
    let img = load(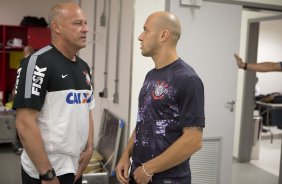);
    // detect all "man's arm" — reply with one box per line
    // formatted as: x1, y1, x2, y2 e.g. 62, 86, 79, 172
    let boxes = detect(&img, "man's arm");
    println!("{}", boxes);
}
115, 129, 136, 184
234, 54, 282, 72
16, 108, 59, 183
75, 111, 94, 181
133, 127, 203, 183
85, 111, 94, 152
